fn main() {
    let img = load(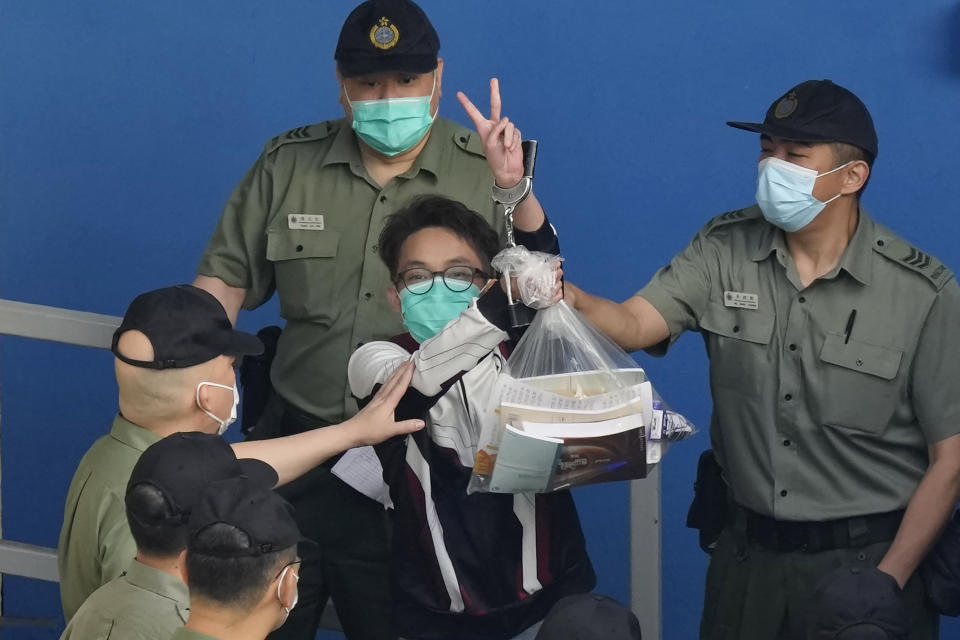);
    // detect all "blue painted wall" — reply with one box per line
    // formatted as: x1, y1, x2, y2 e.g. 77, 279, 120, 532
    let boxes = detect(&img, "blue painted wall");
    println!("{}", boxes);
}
1, 1, 958, 638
